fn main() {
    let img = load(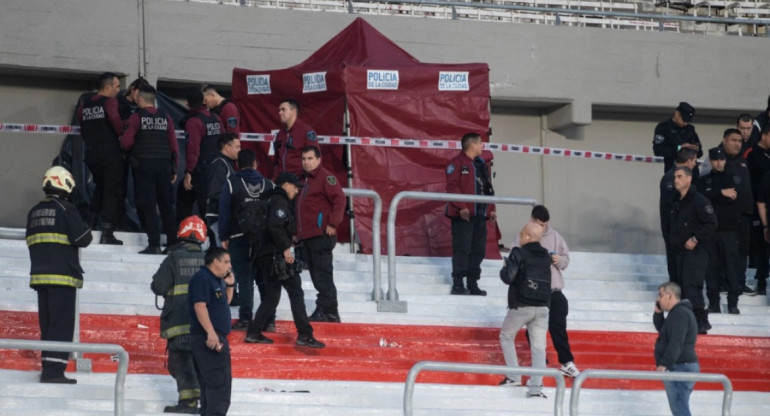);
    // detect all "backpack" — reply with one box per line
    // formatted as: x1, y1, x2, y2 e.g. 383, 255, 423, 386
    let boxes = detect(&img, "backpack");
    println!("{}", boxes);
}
514, 250, 552, 305
234, 178, 270, 250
